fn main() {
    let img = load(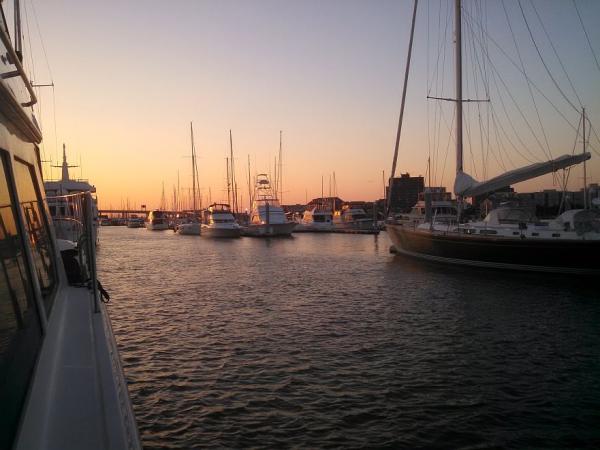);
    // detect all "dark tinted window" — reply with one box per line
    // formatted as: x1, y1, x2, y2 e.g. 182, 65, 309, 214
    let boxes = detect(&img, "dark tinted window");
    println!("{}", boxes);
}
0, 153, 43, 449
13, 159, 56, 313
